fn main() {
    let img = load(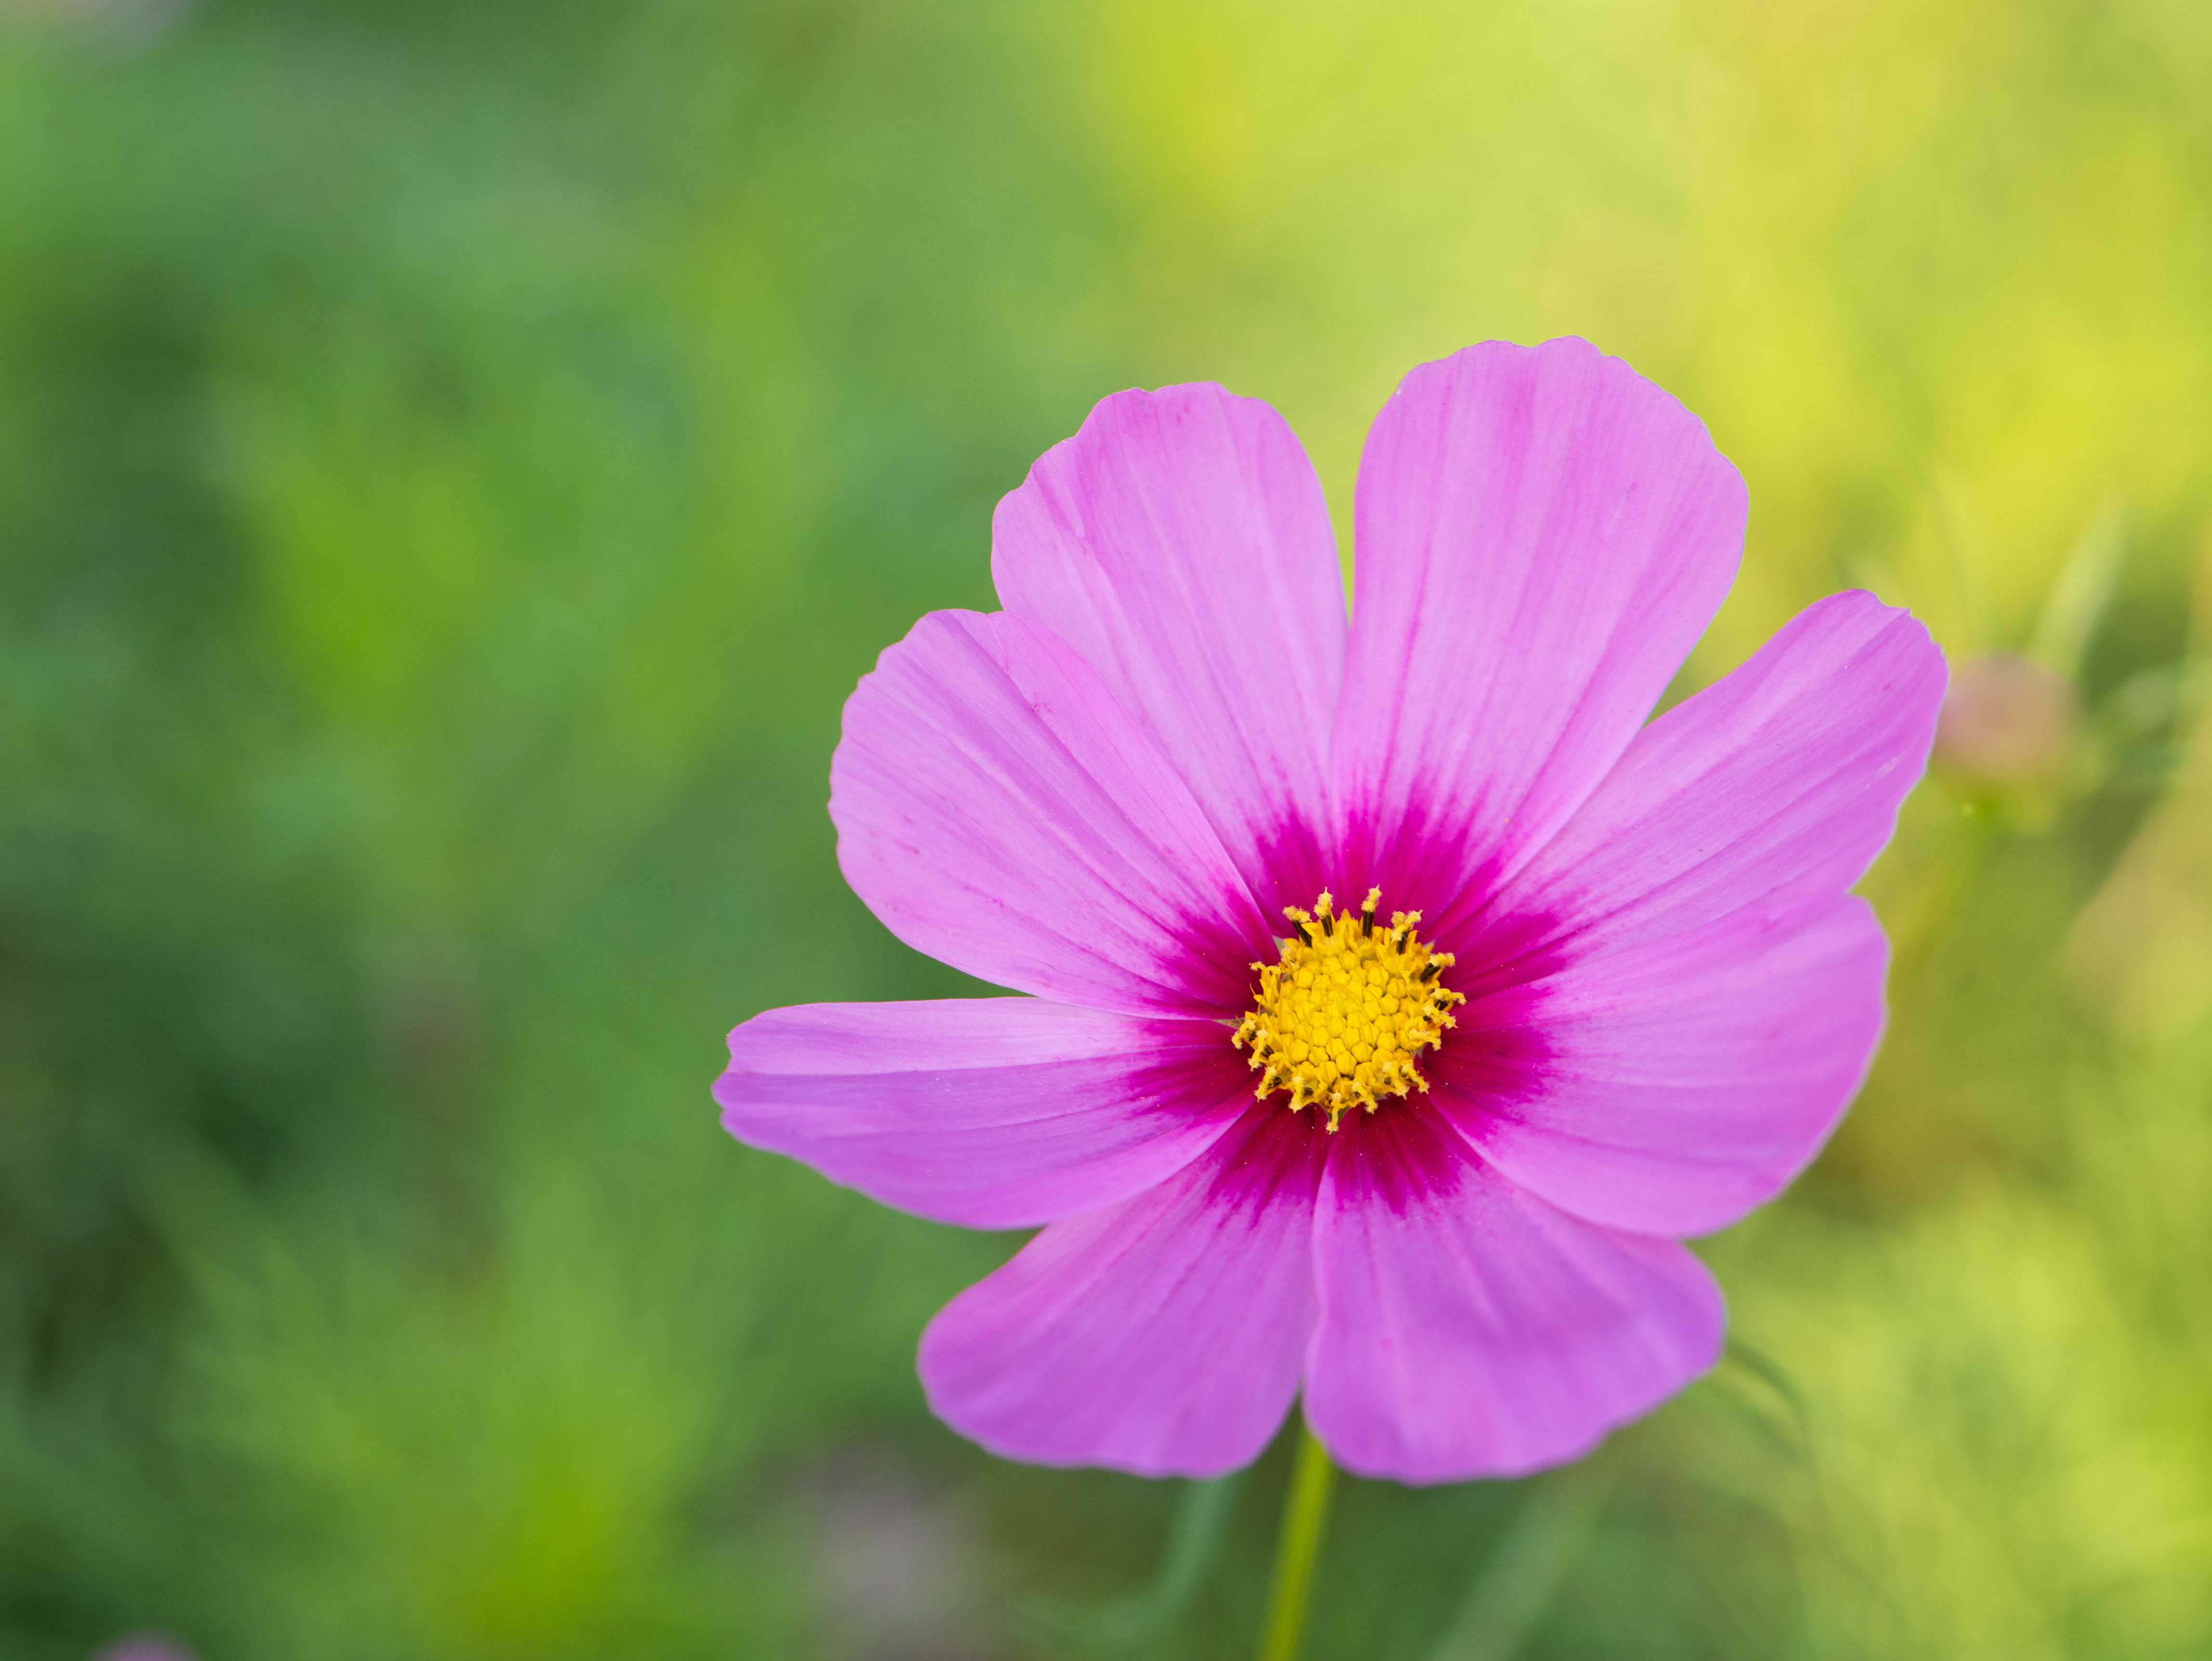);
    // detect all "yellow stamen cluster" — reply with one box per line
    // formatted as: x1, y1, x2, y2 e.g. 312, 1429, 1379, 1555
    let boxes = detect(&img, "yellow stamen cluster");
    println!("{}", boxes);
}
1231, 888, 1464, 1131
